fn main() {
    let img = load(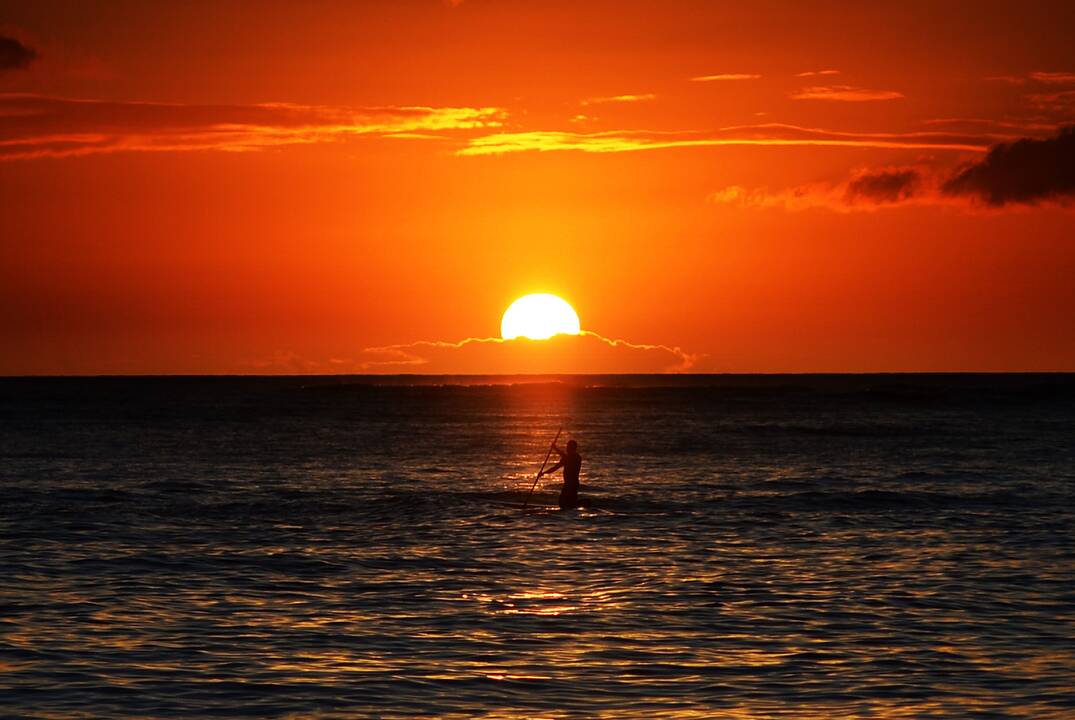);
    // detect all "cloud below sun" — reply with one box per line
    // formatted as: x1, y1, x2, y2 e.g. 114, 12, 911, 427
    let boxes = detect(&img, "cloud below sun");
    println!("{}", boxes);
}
242, 295, 702, 375
356, 294, 702, 374
360, 331, 701, 375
